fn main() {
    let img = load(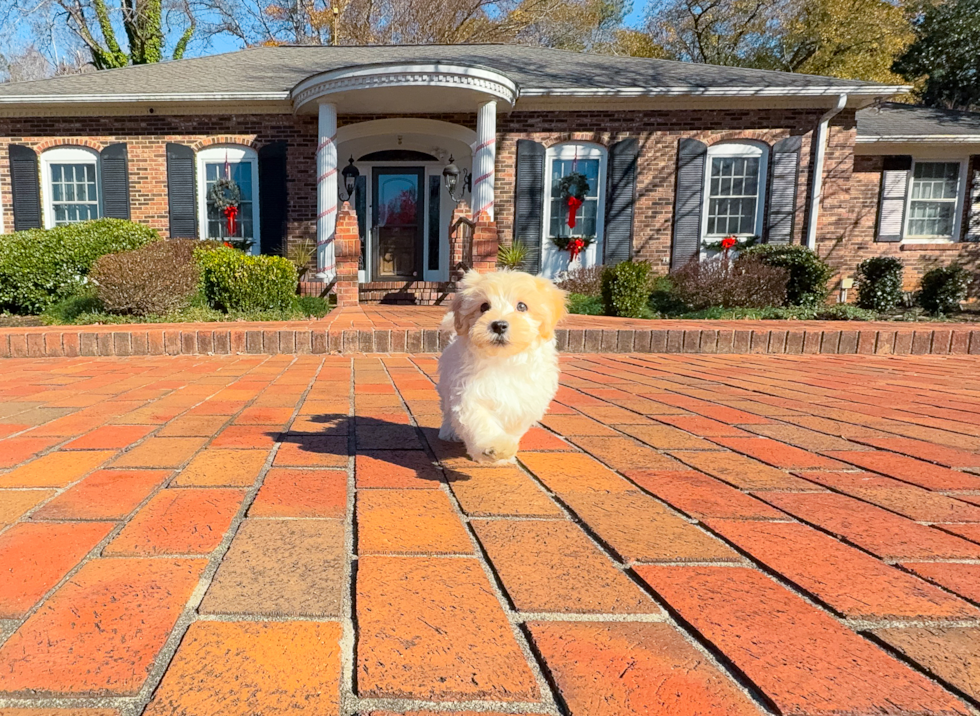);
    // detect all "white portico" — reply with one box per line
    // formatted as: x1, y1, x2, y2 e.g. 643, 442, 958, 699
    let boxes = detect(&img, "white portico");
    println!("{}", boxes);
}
291, 64, 517, 283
